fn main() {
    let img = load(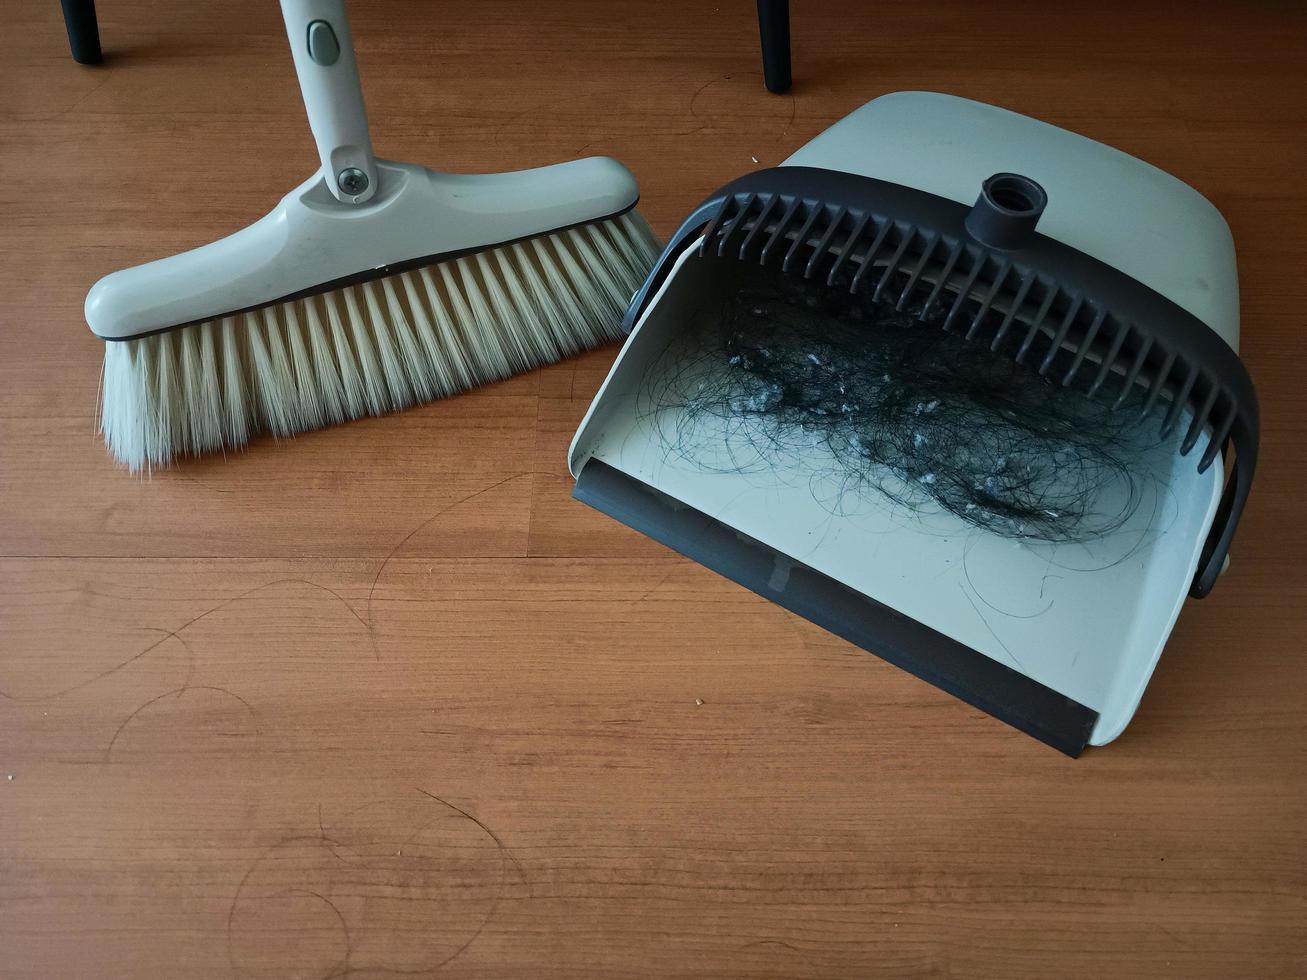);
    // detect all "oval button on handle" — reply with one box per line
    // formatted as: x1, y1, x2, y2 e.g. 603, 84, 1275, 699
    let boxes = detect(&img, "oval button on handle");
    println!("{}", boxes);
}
281, 0, 377, 203
307, 19, 340, 66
